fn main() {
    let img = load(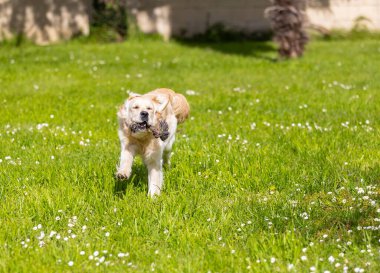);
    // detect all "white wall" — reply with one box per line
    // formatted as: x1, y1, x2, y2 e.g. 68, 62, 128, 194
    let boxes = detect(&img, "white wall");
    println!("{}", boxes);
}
134, 0, 380, 39
306, 0, 380, 30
